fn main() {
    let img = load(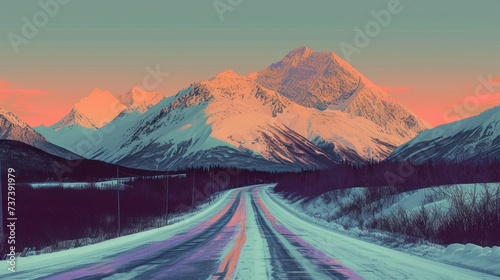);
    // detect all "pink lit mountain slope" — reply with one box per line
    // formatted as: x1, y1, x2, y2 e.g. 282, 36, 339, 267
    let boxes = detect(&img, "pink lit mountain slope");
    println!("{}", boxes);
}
388, 106, 500, 163
37, 47, 430, 171
117, 87, 165, 113
0, 109, 81, 160
35, 87, 164, 153
252, 46, 429, 141
80, 68, 413, 170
